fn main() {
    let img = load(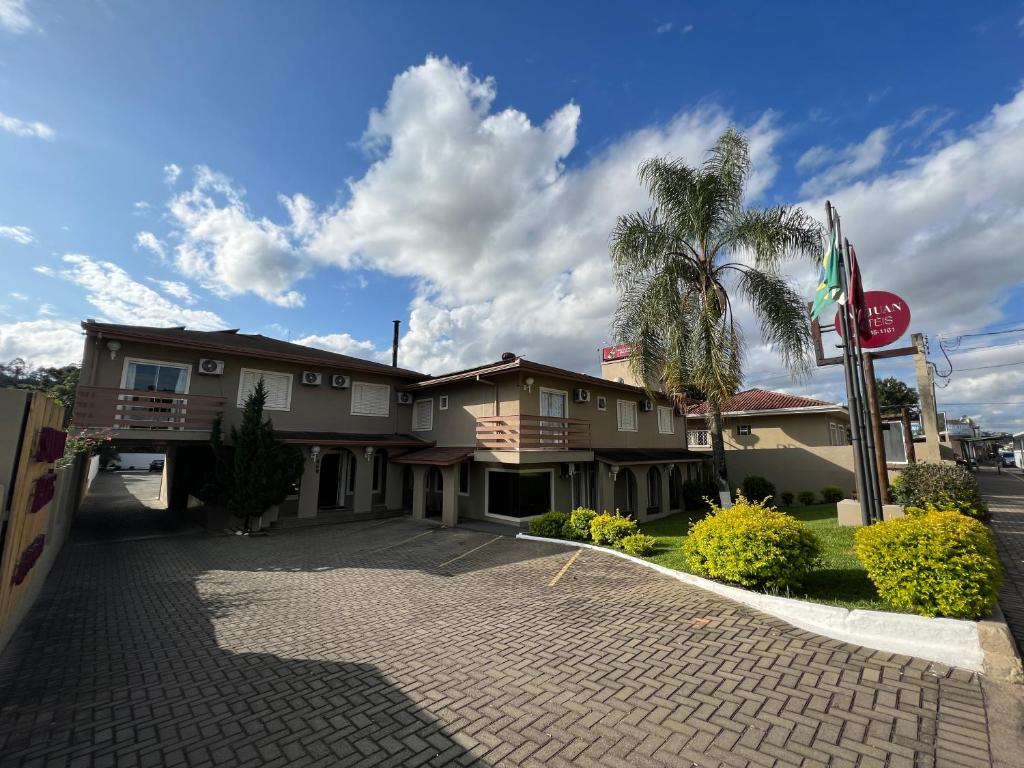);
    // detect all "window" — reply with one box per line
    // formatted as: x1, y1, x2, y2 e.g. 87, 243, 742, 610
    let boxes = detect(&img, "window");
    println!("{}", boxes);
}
485, 469, 553, 520
597, 396, 607, 412
372, 452, 385, 492
829, 422, 850, 447
458, 462, 470, 495
688, 429, 711, 447
736, 424, 752, 436
647, 468, 662, 514
122, 358, 190, 393
657, 406, 674, 434
238, 368, 293, 411
881, 422, 907, 464
439, 395, 449, 411
616, 399, 638, 432
571, 464, 595, 508
412, 399, 433, 431
351, 381, 390, 417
